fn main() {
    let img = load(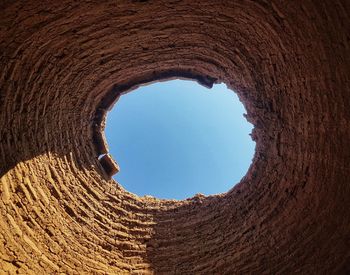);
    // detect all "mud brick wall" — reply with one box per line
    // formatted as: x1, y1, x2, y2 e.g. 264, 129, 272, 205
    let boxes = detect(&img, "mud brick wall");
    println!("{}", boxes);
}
0, 1, 349, 274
